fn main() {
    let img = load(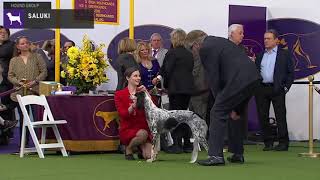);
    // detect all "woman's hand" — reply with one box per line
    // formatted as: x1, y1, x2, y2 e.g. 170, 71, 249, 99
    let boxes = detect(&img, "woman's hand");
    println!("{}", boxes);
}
137, 85, 147, 92
128, 95, 137, 114
26, 80, 36, 87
